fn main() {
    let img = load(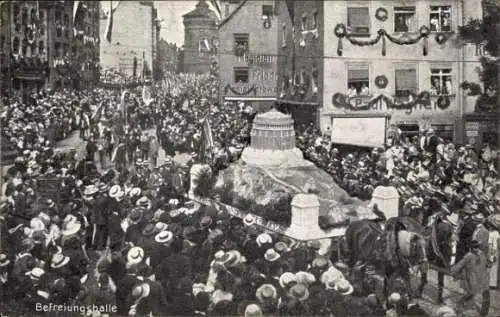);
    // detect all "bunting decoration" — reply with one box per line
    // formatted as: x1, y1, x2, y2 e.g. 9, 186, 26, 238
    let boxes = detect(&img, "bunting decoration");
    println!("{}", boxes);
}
332, 91, 434, 111
334, 24, 431, 56
210, 0, 222, 20
224, 84, 257, 96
